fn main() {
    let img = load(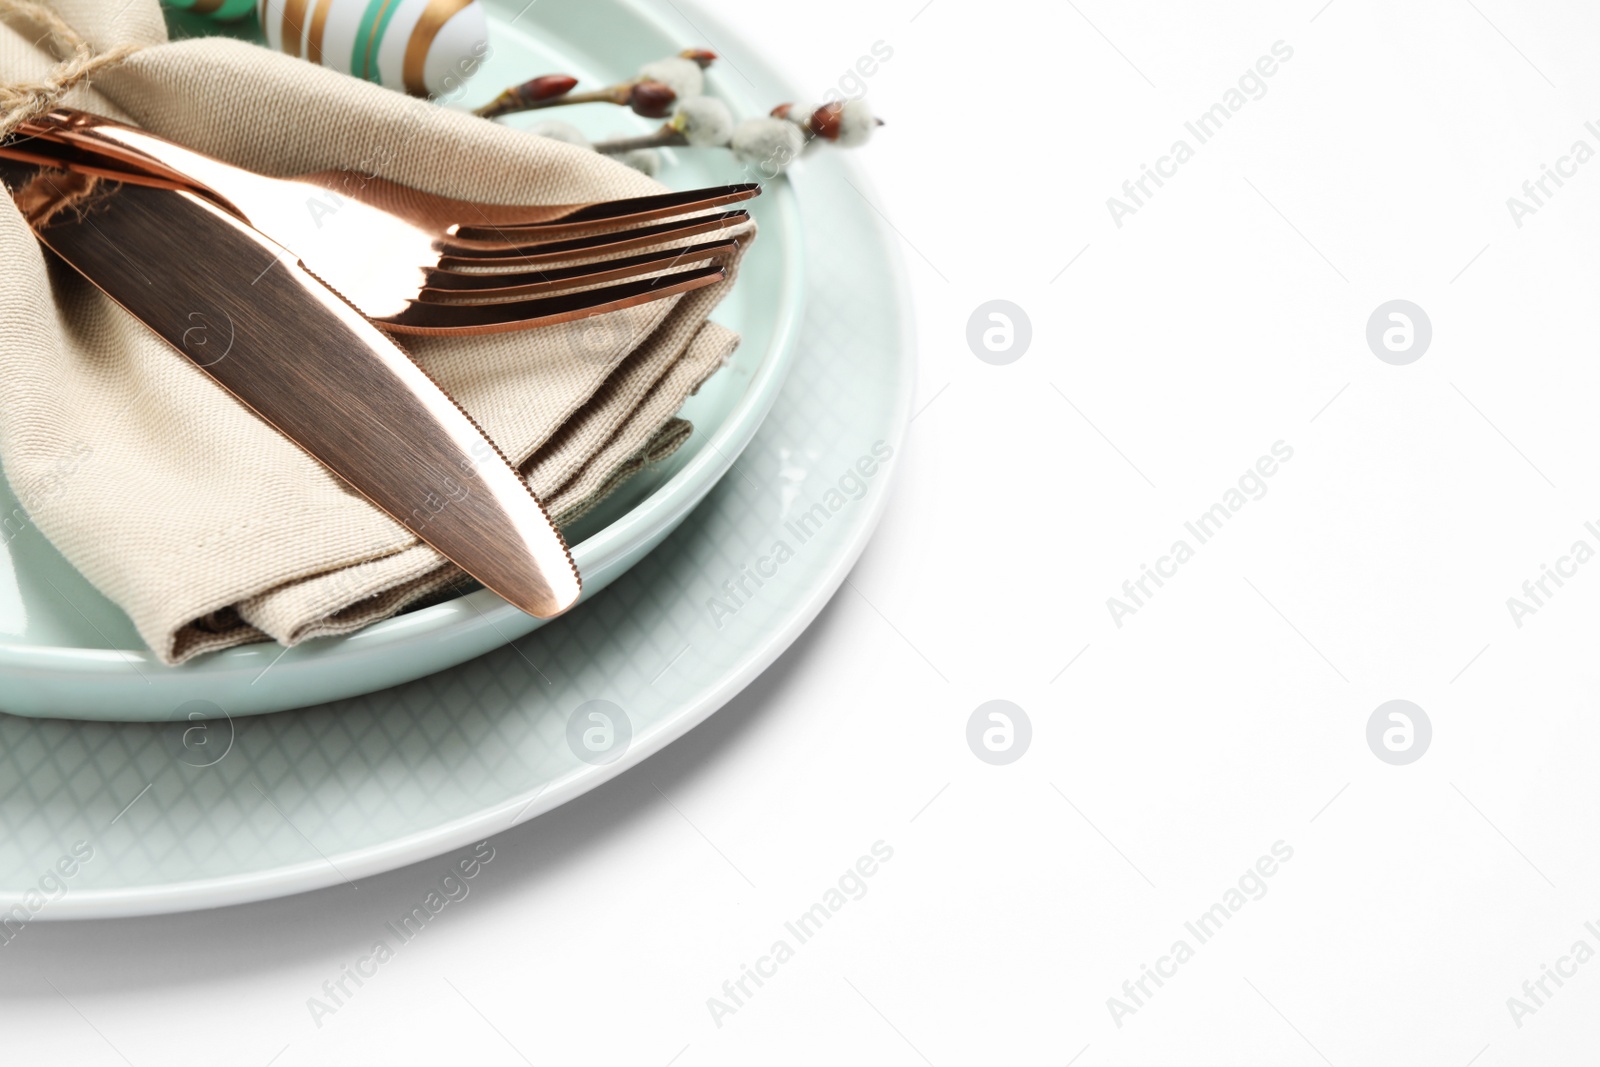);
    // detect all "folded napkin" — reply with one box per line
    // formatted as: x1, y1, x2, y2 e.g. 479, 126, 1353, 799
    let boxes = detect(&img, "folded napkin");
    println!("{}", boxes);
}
0, 1, 751, 663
